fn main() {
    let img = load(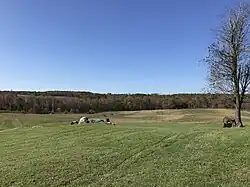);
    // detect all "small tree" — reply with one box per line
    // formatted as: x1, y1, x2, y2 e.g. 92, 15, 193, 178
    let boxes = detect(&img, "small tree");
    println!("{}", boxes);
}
204, 2, 250, 127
